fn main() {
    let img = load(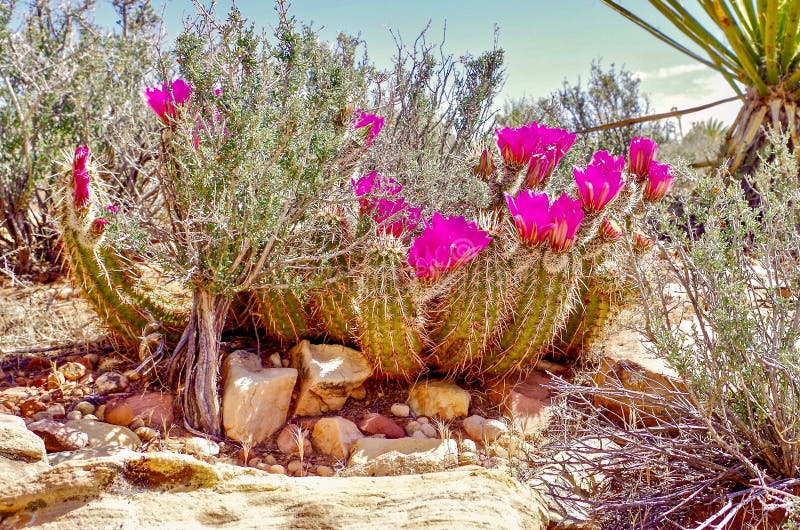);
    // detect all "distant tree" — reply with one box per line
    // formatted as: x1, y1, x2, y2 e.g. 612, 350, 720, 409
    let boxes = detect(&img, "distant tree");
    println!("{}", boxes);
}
497, 61, 674, 155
